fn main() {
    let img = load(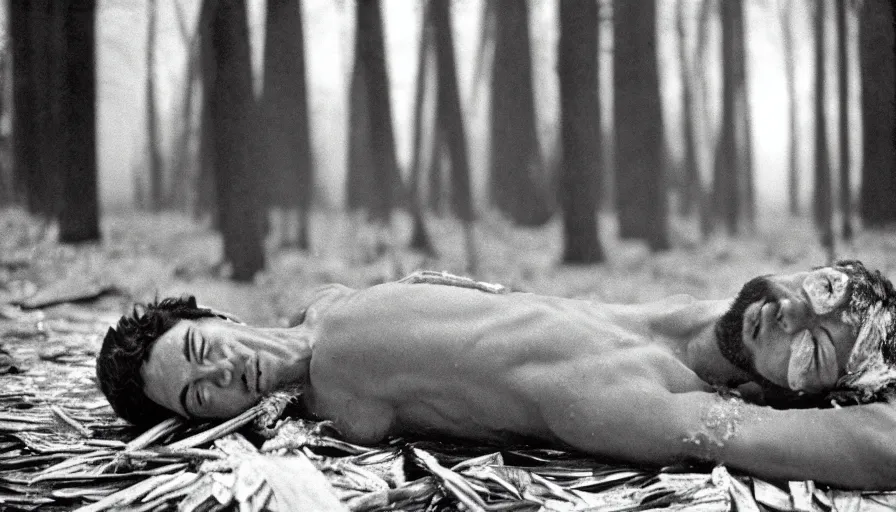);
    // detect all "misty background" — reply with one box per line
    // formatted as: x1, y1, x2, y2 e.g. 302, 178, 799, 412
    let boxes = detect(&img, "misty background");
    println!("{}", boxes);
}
92, 0, 857, 213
